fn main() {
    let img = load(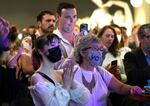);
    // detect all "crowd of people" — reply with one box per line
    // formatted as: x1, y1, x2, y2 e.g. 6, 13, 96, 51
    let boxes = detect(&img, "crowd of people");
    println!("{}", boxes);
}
0, 2, 150, 106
